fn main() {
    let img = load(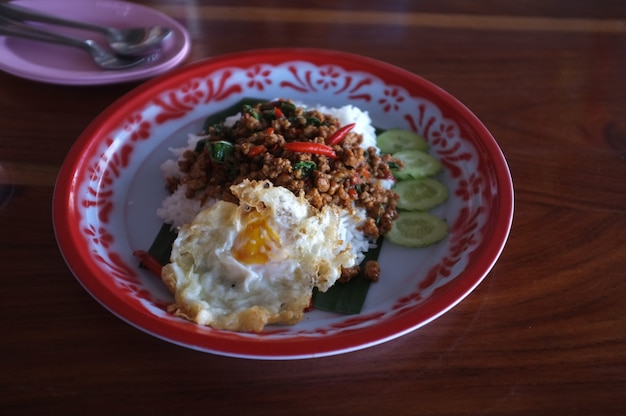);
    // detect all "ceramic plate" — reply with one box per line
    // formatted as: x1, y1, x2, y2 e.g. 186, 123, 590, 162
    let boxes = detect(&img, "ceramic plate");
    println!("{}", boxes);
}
0, 0, 190, 85
53, 48, 514, 359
